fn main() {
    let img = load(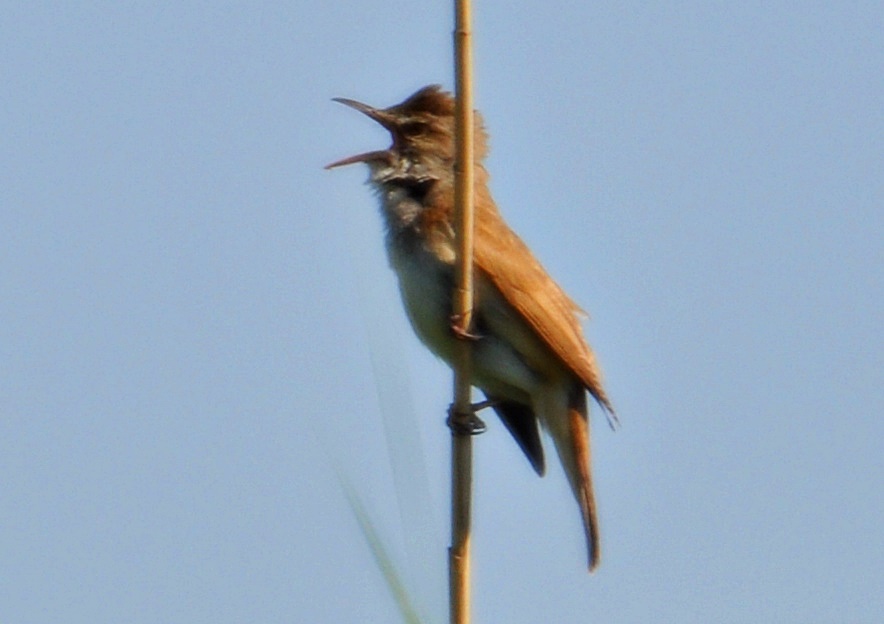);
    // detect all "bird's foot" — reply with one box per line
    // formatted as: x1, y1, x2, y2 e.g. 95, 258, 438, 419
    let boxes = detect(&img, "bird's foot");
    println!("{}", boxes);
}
446, 400, 495, 435
449, 313, 481, 341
